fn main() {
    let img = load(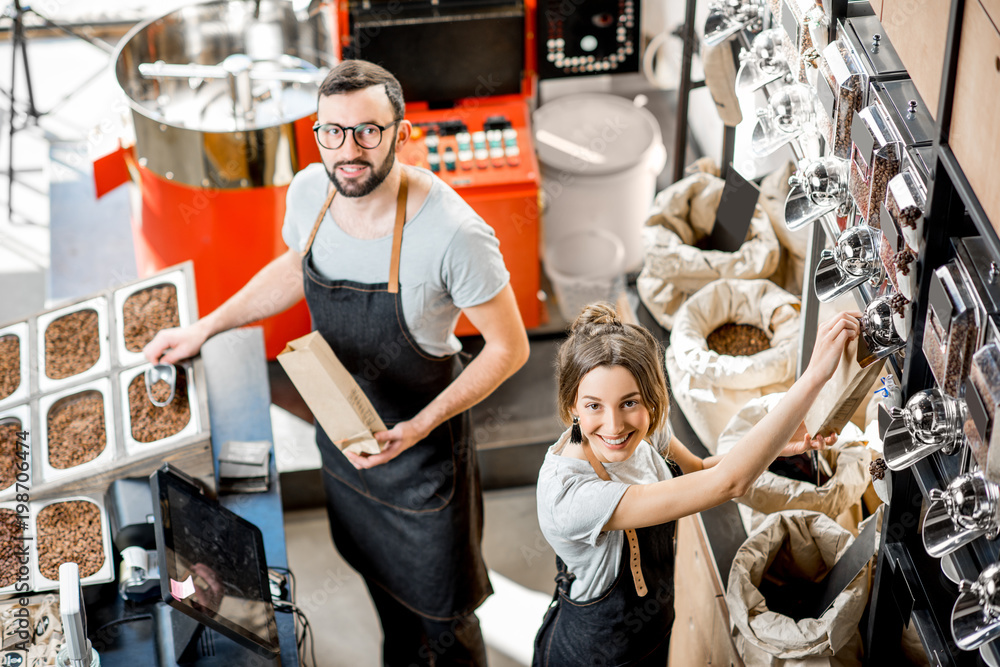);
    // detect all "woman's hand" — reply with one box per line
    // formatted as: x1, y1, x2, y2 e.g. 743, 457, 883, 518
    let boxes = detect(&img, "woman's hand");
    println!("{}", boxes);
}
802, 311, 862, 385
779, 421, 837, 457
